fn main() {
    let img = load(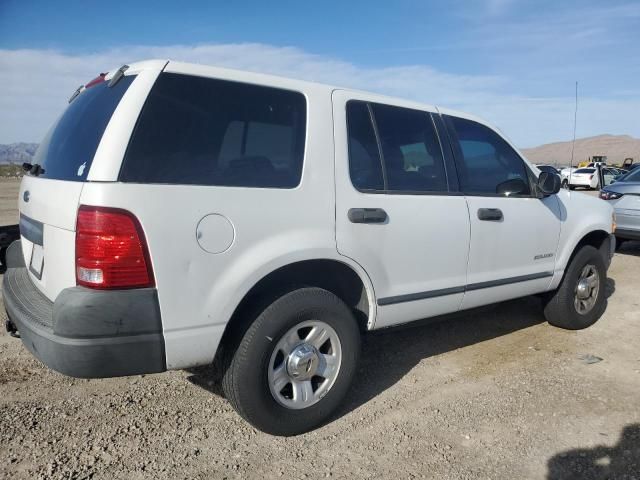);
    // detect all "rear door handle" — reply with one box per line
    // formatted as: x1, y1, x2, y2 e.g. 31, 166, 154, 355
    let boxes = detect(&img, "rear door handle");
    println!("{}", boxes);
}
348, 208, 388, 224
477, 208, 503, 221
